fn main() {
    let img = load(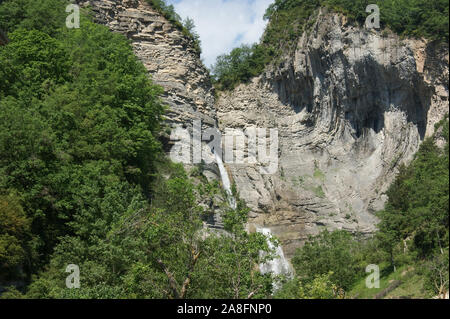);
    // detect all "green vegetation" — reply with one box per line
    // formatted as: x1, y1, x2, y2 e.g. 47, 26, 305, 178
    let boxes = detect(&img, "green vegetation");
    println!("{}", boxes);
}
211, 44, 275, 91
20, 163, 273, 299
277, 115, 449, 299
313, 186, 325, 198
0, 0, 275, 299
212, 0, 449, 91
377, 116, 449, 266
265, 0, 449, 42
275, 272, 345, 299
1, 0, 165, 273
0, 0, 448, 300
348, 264, 430, 299
313, 168, 325, 181
0, 193, 32, 282
292, 230, 365, 291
